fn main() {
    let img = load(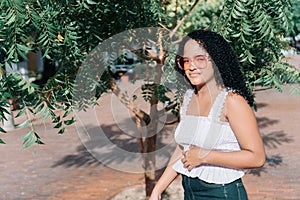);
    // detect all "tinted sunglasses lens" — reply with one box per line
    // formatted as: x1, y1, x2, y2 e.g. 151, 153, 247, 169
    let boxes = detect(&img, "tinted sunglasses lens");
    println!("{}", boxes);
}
176, 56, 184, 70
